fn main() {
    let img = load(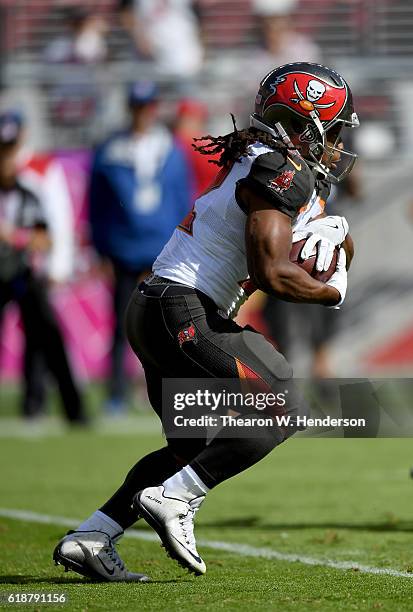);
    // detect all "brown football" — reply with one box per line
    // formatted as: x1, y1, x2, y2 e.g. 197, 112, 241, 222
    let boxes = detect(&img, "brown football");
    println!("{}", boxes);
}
289, 238, 339, 283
